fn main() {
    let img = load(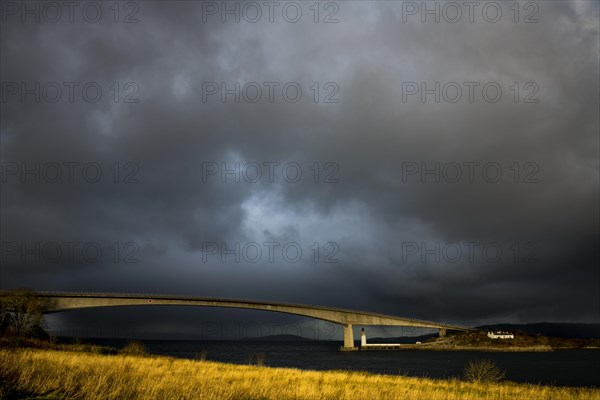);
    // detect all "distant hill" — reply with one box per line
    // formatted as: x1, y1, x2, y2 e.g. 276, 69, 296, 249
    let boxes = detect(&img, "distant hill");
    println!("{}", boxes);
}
243, 334, 311, 342
476, 323, 600, 339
